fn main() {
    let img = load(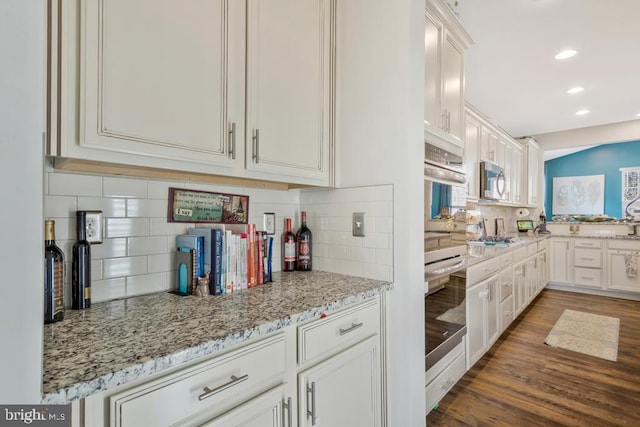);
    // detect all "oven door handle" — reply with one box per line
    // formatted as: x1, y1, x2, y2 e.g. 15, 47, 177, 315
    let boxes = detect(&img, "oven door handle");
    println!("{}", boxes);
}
425, 258, 467, 281
424, 165, 466, 185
